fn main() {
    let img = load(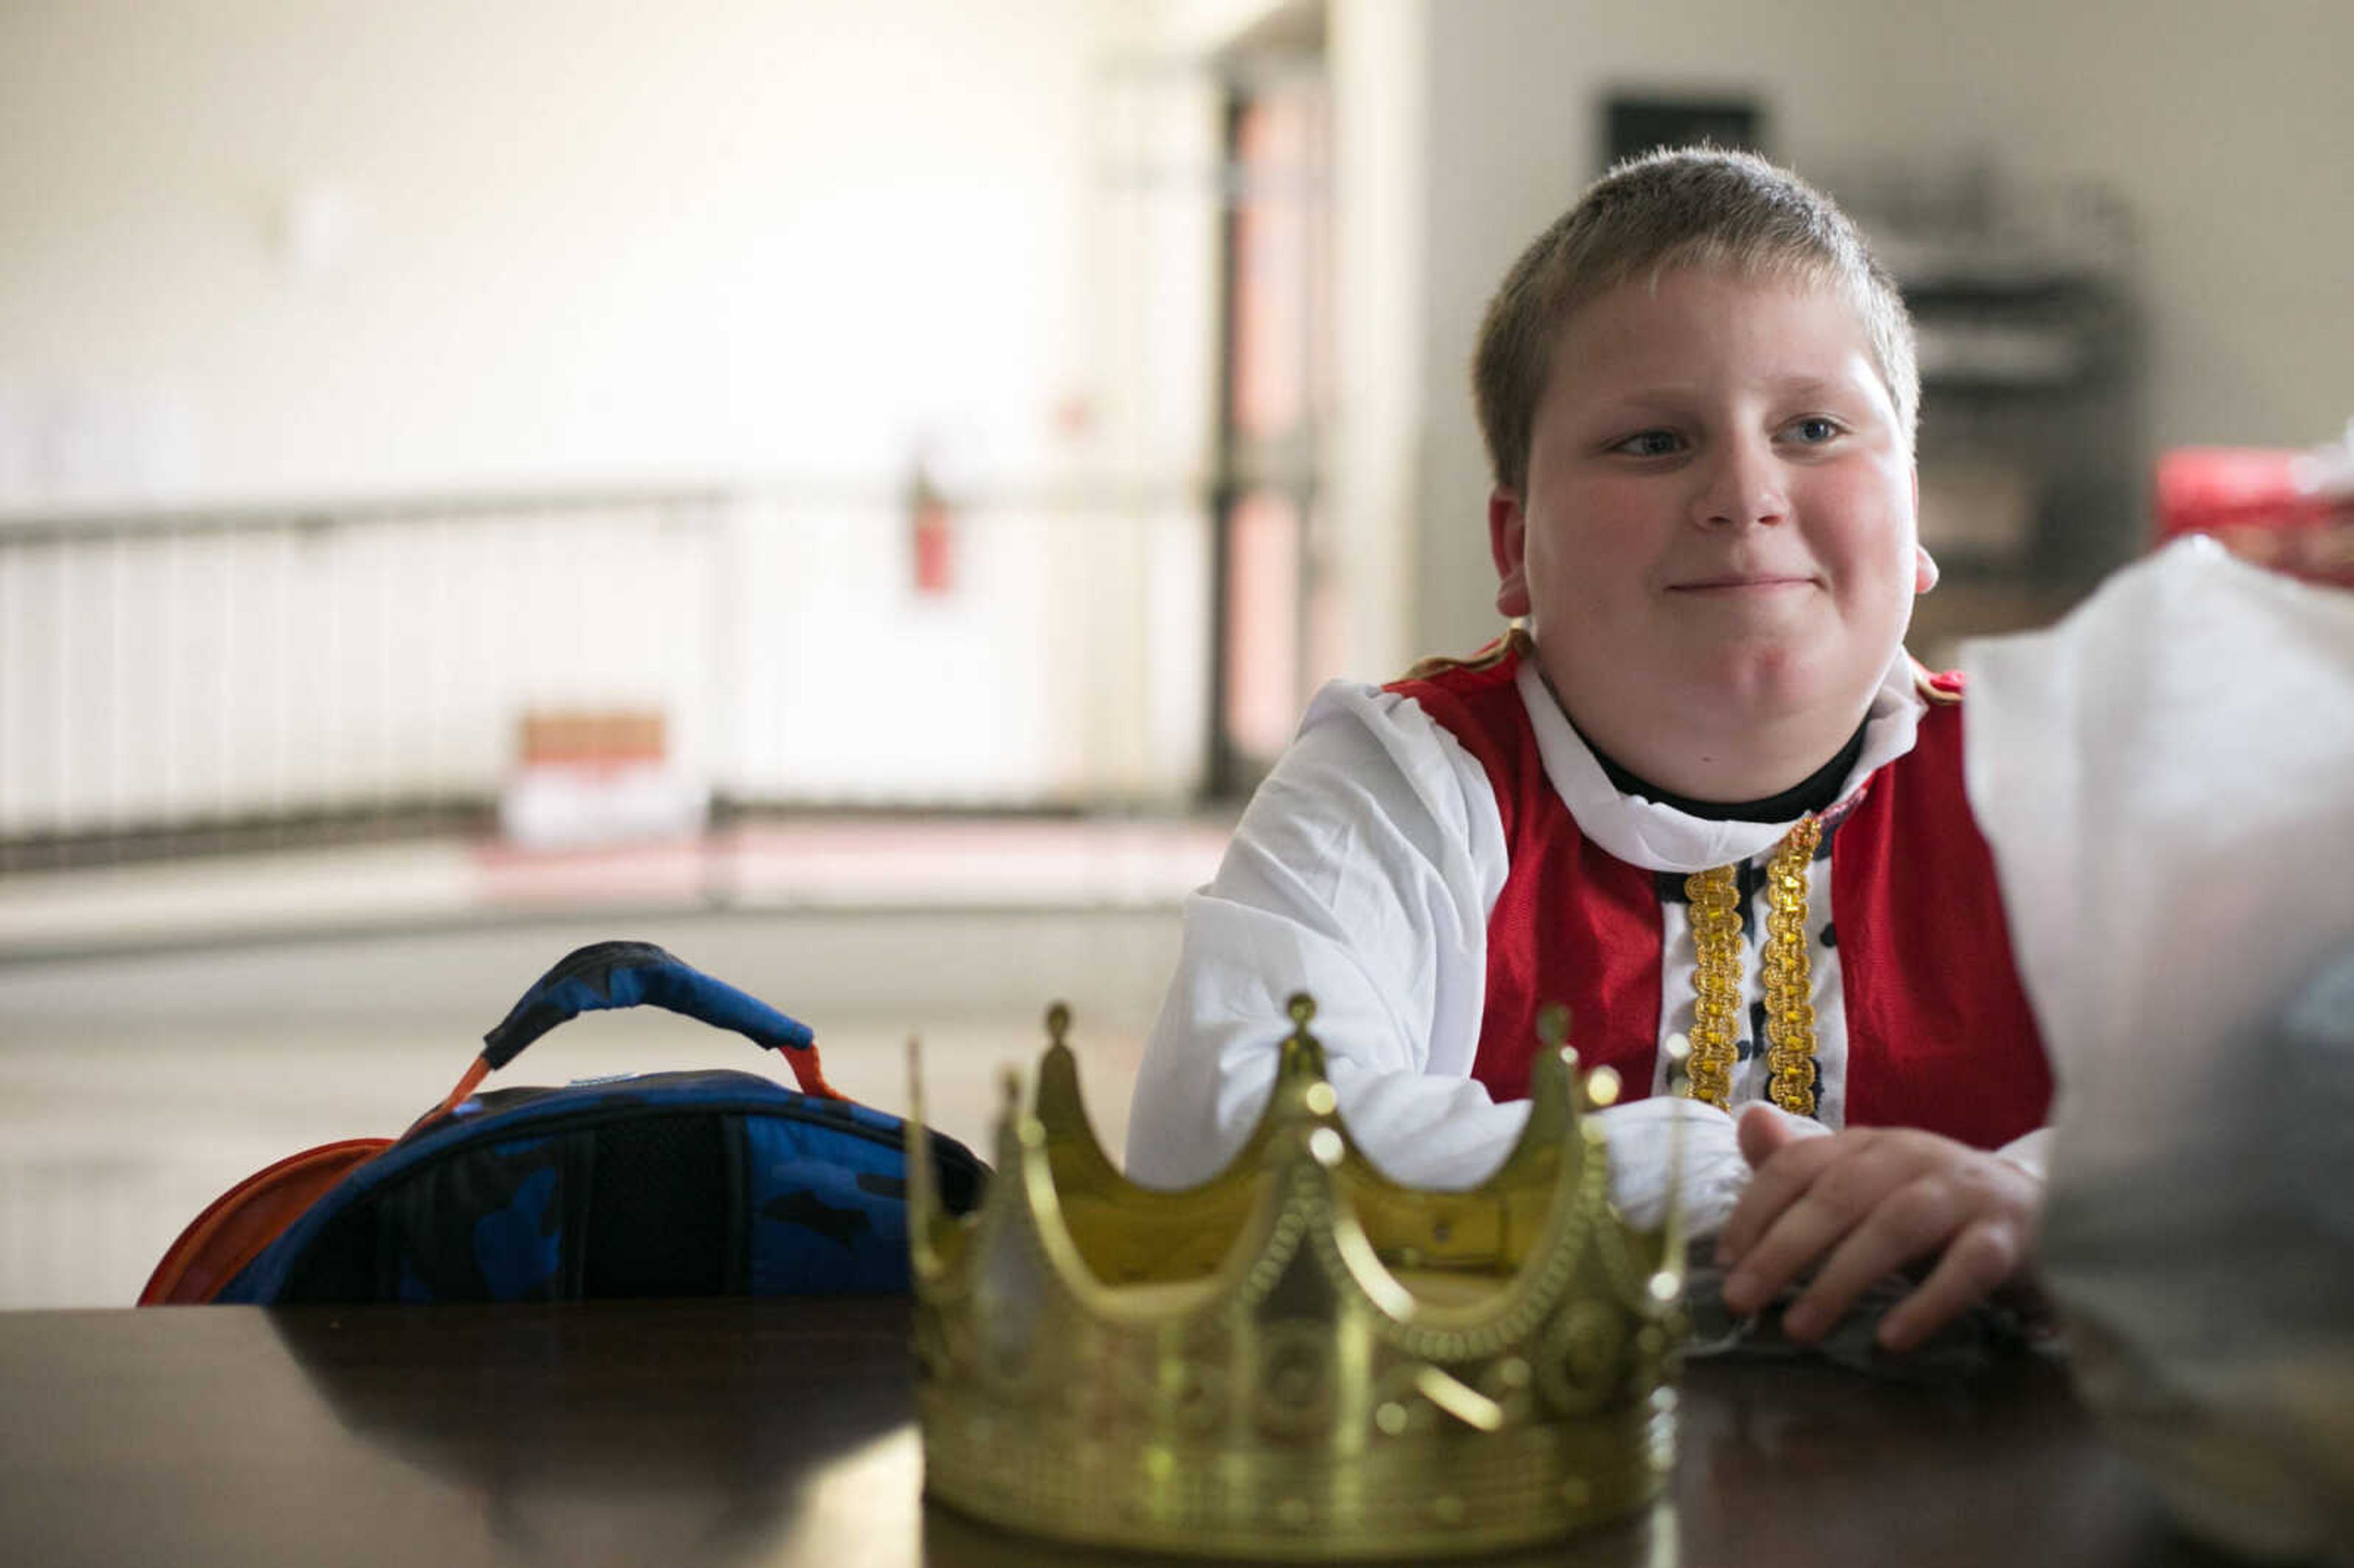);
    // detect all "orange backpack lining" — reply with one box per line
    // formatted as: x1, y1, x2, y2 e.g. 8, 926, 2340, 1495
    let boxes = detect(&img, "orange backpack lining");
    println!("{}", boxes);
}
139, 1138, 391, 1305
